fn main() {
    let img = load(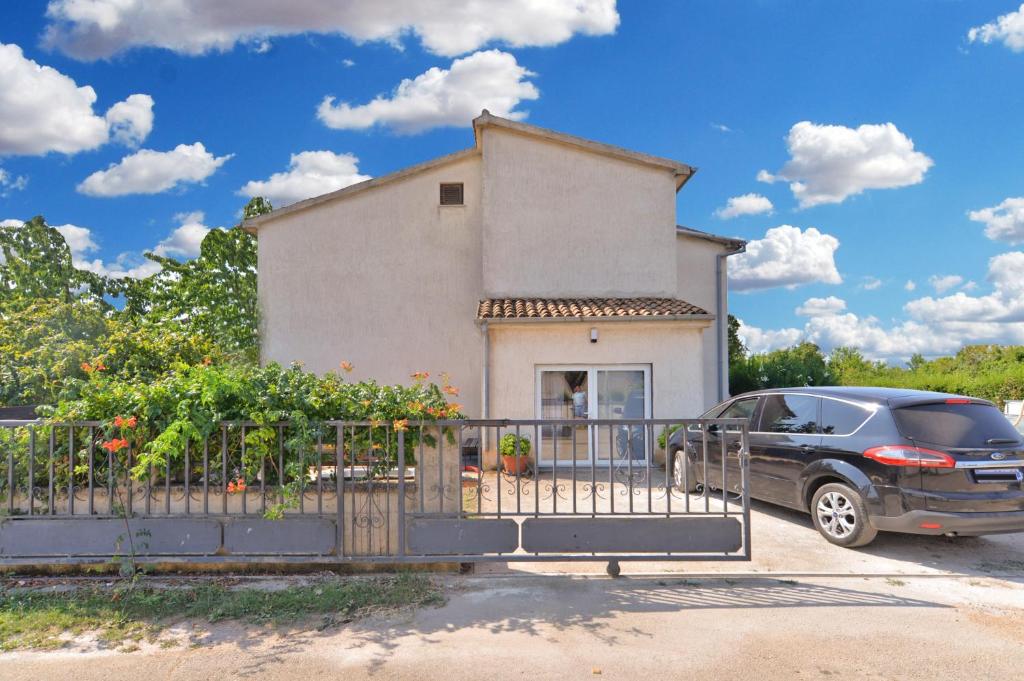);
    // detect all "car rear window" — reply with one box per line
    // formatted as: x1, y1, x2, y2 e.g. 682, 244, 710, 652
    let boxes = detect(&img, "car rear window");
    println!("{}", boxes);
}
759, 394, 818, 434
892, 402, 1023, 448
820, 399, 872, 436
